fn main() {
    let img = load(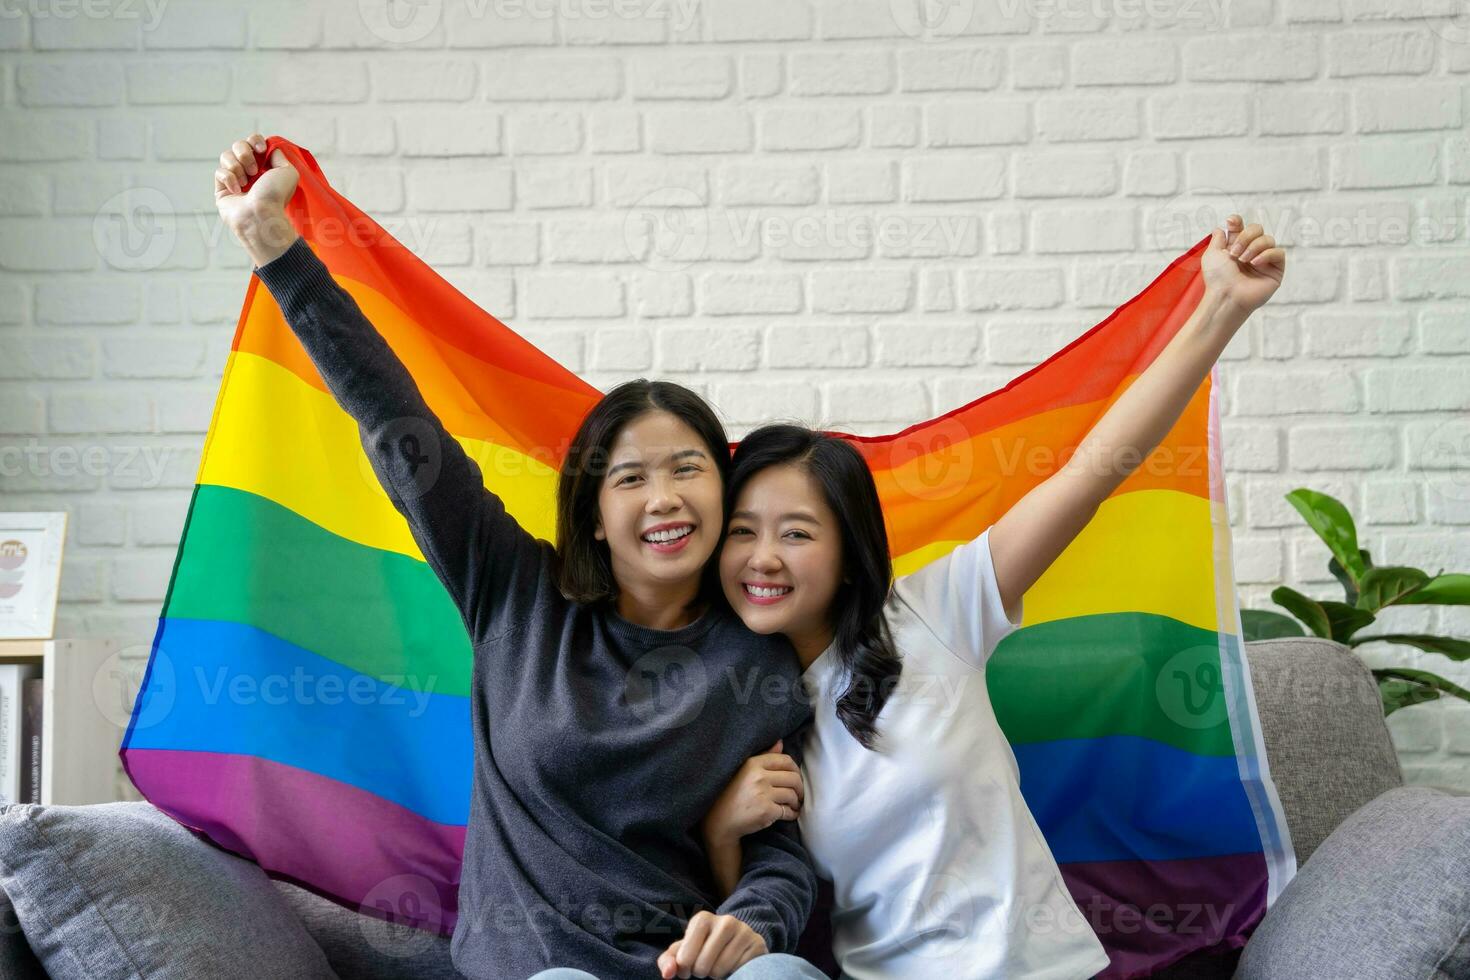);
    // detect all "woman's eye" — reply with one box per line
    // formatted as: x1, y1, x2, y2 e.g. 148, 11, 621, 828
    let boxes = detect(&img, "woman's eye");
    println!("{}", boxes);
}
615, 474, 641, 487
784, 530, 811, 540
676, 464, 701, 476
728, 527, 753, 537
